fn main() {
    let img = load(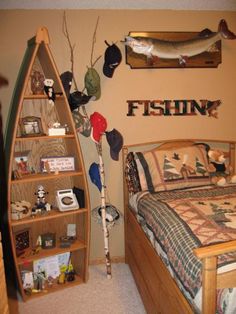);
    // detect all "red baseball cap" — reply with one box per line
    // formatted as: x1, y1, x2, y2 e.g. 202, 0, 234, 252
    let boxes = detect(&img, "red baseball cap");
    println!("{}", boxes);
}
90, 112, 107, 143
